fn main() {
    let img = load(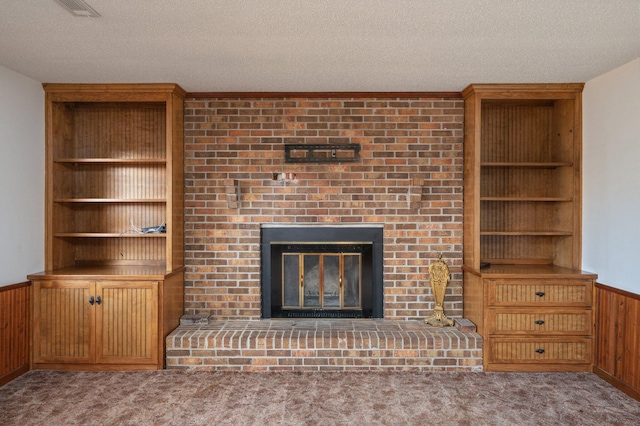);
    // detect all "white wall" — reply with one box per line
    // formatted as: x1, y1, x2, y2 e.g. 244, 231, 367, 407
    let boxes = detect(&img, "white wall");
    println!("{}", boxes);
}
0, 66, 44, 286
583, 57, 640, 295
